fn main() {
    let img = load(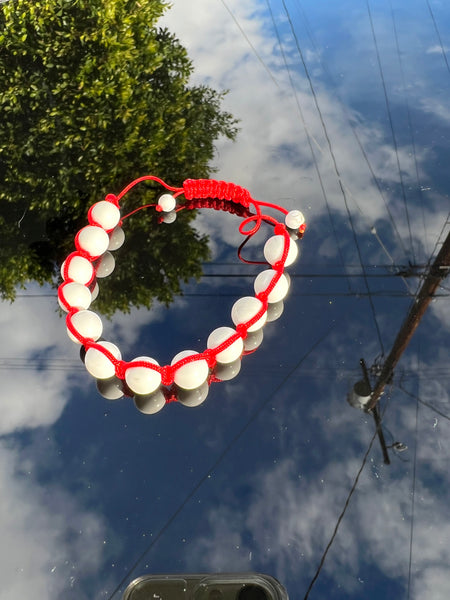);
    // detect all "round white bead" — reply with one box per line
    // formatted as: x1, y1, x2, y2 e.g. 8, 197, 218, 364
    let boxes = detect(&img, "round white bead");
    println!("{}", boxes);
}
85, 341, 121, 379
90, 281, 99, 302
231, 296, 267, 332
263, 235, 298, 267
95, 251, 115, 278
177, 381, 209, 407
171, 350, 209, 390
134, 389, 166, 414
108, 226, 125, 251
243, 329, 264, 352
77, 225, 110, 257
158, 193, 176, 212
285, 209, 305, 230
162, 211, 177, 224
58, 282, 92, 312
97, 376, 124, 400
67, 310, 103, 343
213, 359, 242, 381
61, 256, 94, 285
90, 201, 121, 230
125, 356, 161, 395
207, 326, 244, 364
254, 270, 290, 303
266, 300, 285, 322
